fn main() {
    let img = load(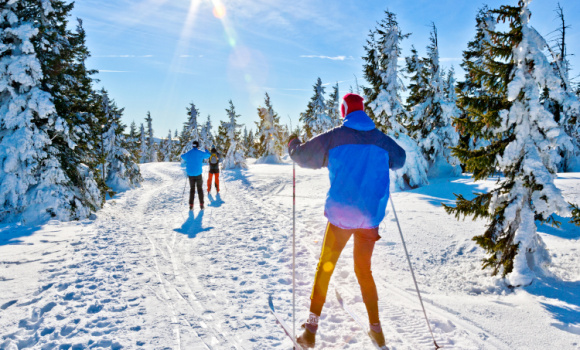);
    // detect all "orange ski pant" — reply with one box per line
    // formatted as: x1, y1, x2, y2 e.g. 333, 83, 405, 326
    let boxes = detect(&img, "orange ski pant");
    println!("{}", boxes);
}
309, 222, 380, 323
207, 172, 220, 192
